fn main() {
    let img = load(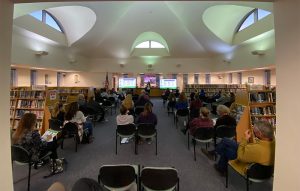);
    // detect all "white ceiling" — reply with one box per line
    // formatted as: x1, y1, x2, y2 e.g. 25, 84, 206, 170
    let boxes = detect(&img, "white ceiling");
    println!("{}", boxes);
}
13, 1, 273, 60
